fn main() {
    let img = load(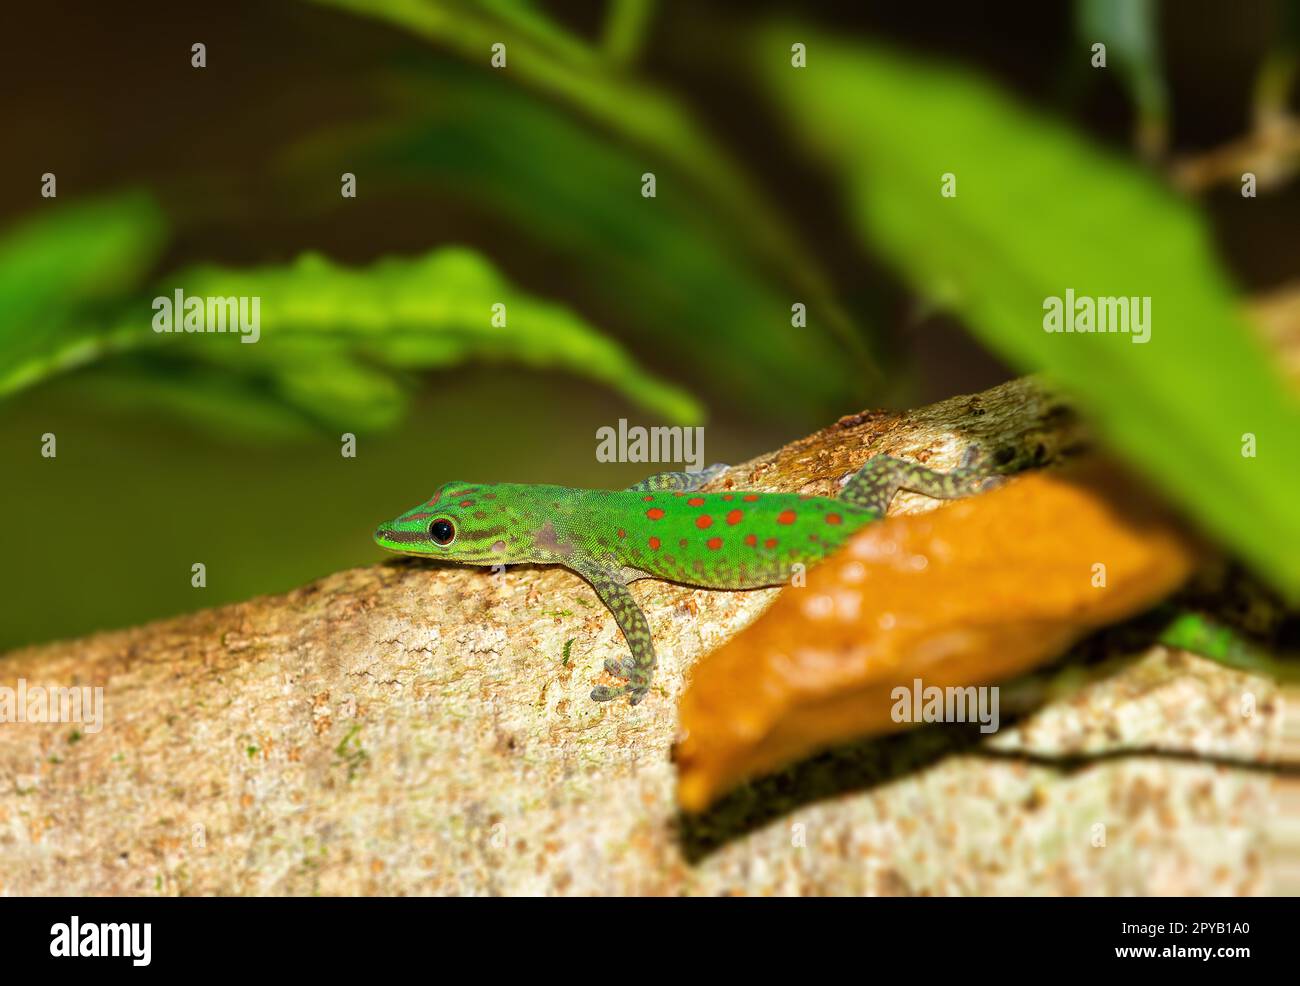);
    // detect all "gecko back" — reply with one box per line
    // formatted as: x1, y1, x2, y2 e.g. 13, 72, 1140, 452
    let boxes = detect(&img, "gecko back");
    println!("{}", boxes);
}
570, 488, 879, 589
